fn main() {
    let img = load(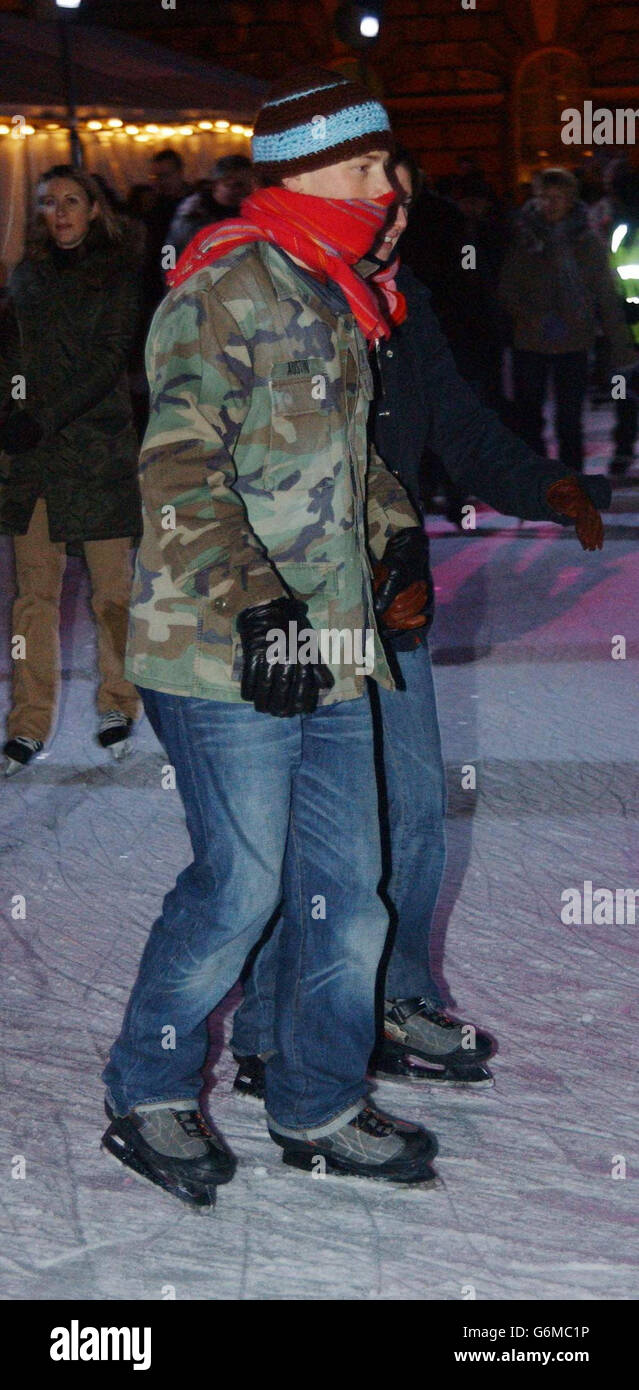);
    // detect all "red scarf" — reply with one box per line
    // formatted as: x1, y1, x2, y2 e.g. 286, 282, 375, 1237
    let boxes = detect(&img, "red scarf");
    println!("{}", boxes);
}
167, 186, 406, 343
